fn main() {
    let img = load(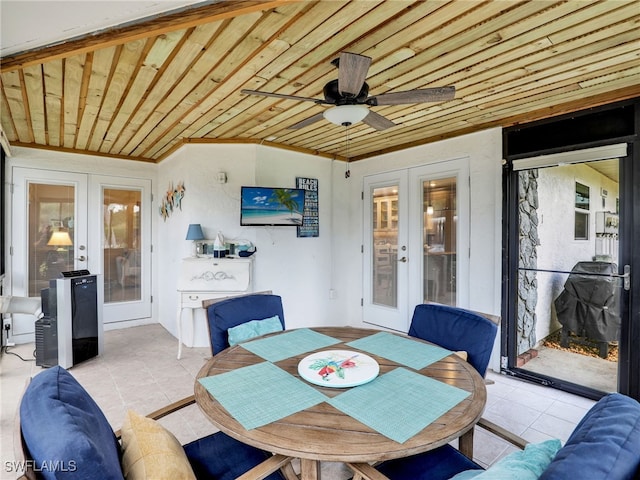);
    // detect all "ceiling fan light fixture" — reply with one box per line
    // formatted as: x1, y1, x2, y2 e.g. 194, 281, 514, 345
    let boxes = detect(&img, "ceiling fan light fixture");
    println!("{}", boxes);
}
323, 105, 369, 126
